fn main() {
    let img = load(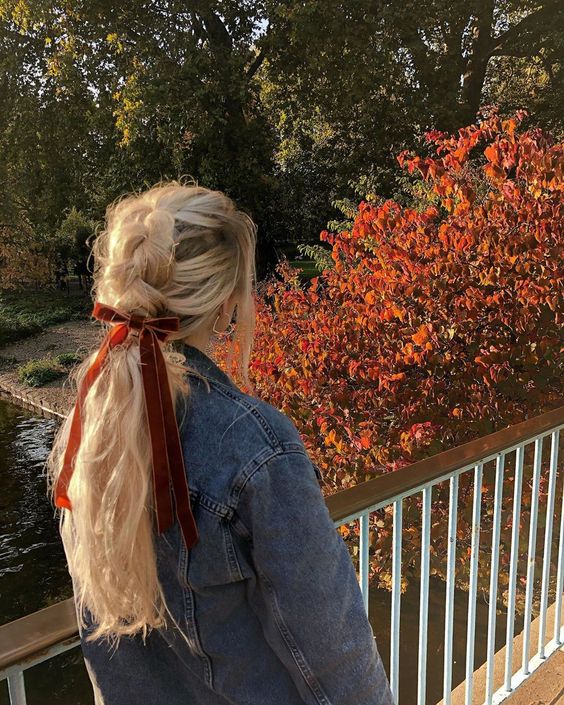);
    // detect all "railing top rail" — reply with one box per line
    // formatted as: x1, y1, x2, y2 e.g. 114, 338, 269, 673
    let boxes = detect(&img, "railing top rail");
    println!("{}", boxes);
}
325, 404, 564, 524
1, 405, 562, 675
0, 598, 77, 674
